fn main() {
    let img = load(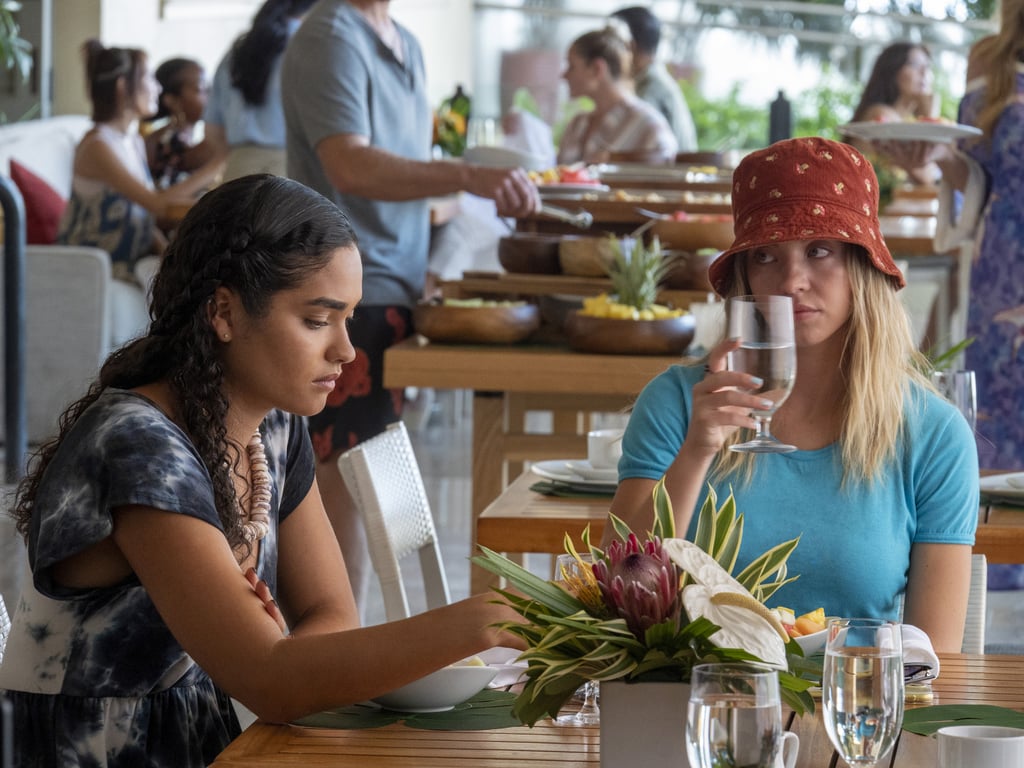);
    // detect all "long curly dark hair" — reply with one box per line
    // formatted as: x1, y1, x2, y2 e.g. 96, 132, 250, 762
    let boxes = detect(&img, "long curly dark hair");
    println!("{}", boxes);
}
230, 0, 317, 106
13, 174, 357, 550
